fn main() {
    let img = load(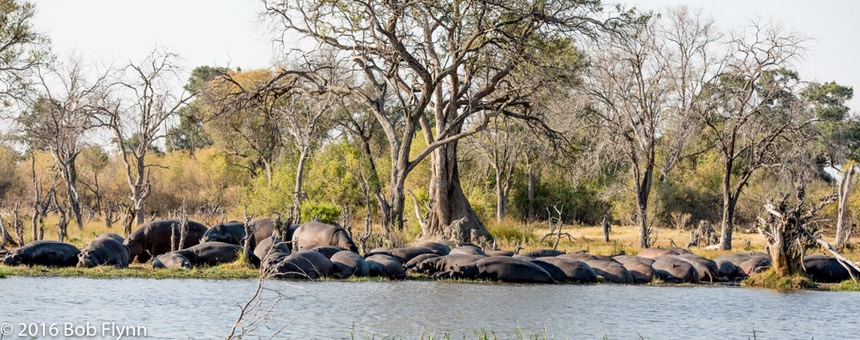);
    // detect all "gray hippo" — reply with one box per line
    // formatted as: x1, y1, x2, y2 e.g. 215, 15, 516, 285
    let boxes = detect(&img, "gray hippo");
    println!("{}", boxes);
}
254, 236, 291, 262
404, 253, 441, 271
439, 257, 556, 284
673, 254, 722, 282
200, 221, 245, 244
803, 255, 860, 283
291, 222, 358, 252
152, 252, 192, 270
124, 219, 208, 263
265, 250, 333, 279
561, 253, 633, 283
366, 247, 434, 263
409, 254, 487, 275
449, 244, 485, 256
310, 246, 348, 259
637, 248, 682, 259
518, 249, 565, 258
714, 252, 771, 277
417, 241, 451, 255
613, 255, 655, 284
3, 240, 80, 267
330, 250, 369, 278
652, 256, 699, 283
152, 242, 241, 269
201, 219, 292, 251
366, 254, 407, 279
530, 257, 598, 283
77, 233, 130, 268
